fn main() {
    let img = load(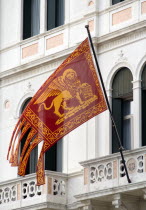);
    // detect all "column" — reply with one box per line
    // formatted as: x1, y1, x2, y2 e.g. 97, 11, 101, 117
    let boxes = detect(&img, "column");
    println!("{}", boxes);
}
106, 88, 113, 155
132, 80, 142, 148
64, 0, 70, 24
40, 0, 47, 34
